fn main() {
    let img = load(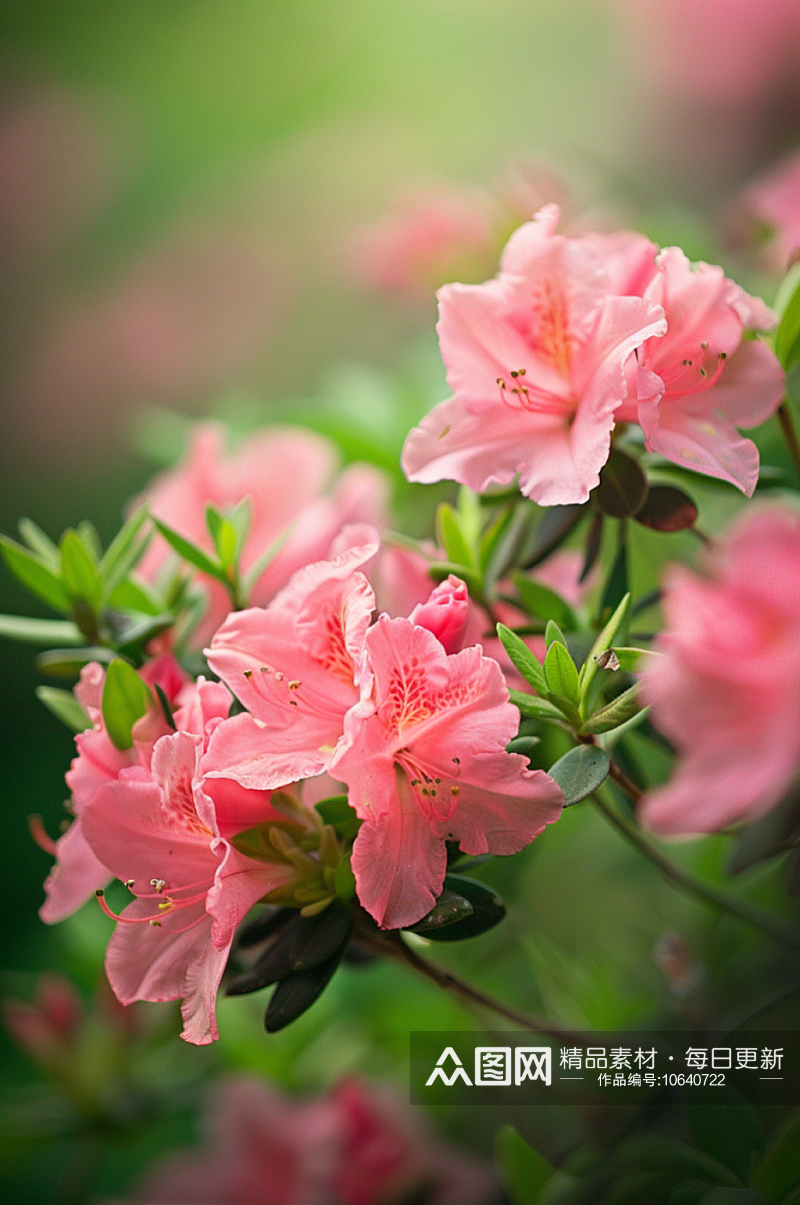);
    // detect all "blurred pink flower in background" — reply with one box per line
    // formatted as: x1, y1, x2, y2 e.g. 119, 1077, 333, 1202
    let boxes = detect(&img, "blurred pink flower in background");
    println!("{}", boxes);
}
640, 505, 800, 835
137, 422, 389, 644
109, 1075, 497, 1205
736, 148, 800, 271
